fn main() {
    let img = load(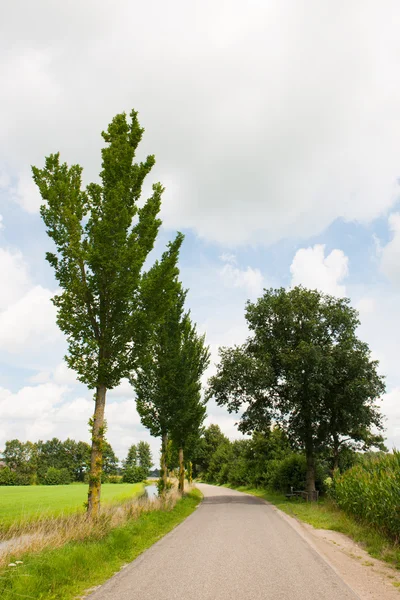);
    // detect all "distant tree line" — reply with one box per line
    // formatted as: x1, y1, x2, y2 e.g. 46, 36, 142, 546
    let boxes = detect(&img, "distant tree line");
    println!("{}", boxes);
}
0, 438, 152, 486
